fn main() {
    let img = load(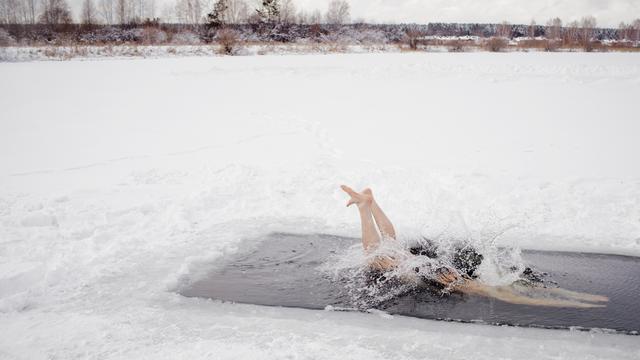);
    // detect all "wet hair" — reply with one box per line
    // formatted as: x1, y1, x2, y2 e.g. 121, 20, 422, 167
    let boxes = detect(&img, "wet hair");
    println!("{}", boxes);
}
410, 238, 484, 278
409, 238, 438, 258
451, 246, 484, 278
